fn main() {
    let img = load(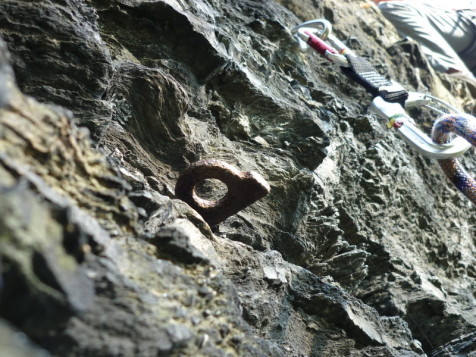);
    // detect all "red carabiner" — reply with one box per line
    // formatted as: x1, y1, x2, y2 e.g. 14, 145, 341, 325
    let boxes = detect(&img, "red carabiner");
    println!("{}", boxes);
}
304, 30, 338, 57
